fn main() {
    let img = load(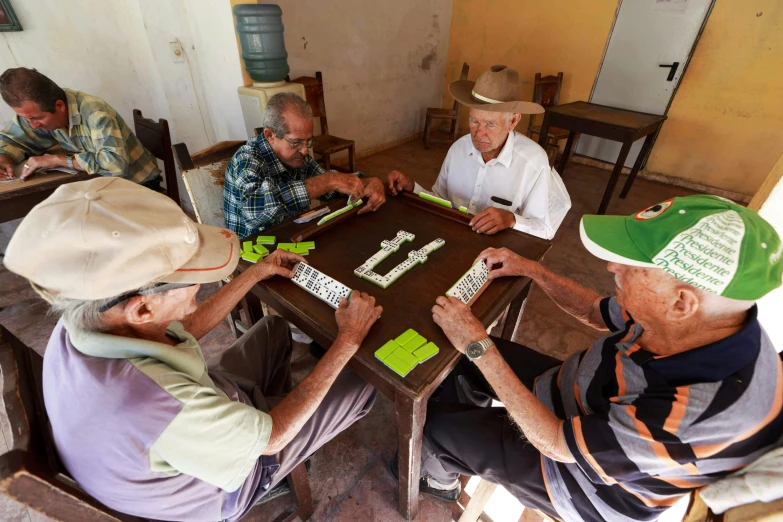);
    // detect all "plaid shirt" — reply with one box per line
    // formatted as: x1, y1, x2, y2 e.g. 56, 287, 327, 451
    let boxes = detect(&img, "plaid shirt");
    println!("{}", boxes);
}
0, 89, 160, 183
224, 134, 340, 237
